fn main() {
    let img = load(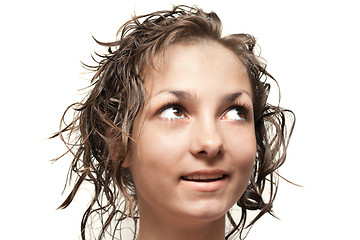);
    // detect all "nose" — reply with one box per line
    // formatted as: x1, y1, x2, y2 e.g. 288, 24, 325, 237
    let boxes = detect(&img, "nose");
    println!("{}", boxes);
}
190, 117, 224, 159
